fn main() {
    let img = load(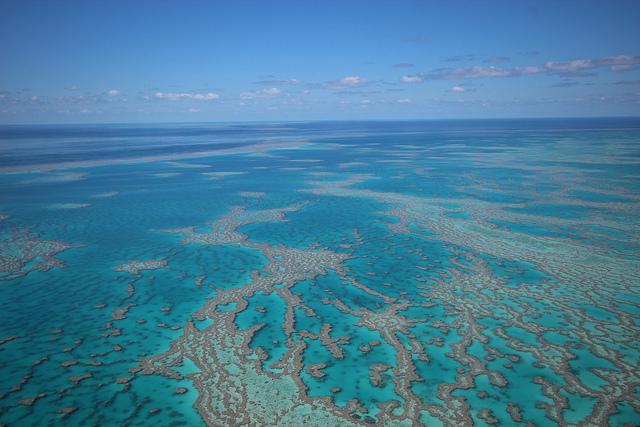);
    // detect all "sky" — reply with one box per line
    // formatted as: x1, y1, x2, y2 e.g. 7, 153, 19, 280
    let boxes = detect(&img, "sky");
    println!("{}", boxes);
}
1, 0, 639, 124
